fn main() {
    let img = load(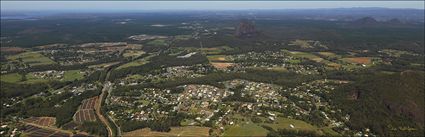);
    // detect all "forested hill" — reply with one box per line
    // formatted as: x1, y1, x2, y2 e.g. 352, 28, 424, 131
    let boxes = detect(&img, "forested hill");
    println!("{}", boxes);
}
332, 70, 424, 136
